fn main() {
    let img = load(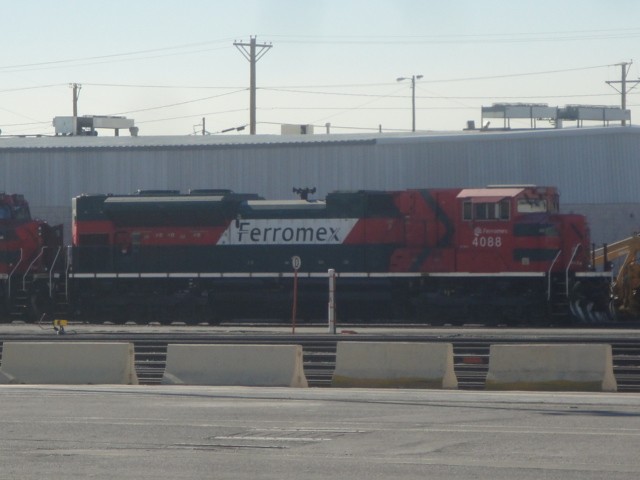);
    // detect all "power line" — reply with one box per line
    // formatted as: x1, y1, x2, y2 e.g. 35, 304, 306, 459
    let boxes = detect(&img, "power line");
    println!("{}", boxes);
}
308, 85, 408, 125
82, 83, 241, 90
0, 46, 235, 74
258, 106, 474, 111
0, 83, 67, 94
135, 108, 247, 125
109, 89, 247, 116
0, 29, 633, 74
0, 119, 49, 127
62, 62, 615, 94
0, 55, 633, 135
262, 87, 619, 101
266, 29, 640, 44
266, 64, 615, 90
0, 38, 236, 72
415, 65, 613, 83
